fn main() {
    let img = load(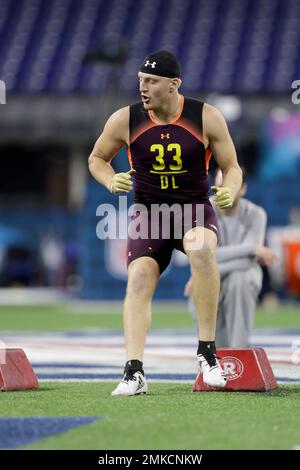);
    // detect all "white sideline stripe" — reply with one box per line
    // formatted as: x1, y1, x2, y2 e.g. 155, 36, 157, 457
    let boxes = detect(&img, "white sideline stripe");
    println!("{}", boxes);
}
38, 378, 195, 384
37, 378, 298, 384
34, 368, 120, 374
